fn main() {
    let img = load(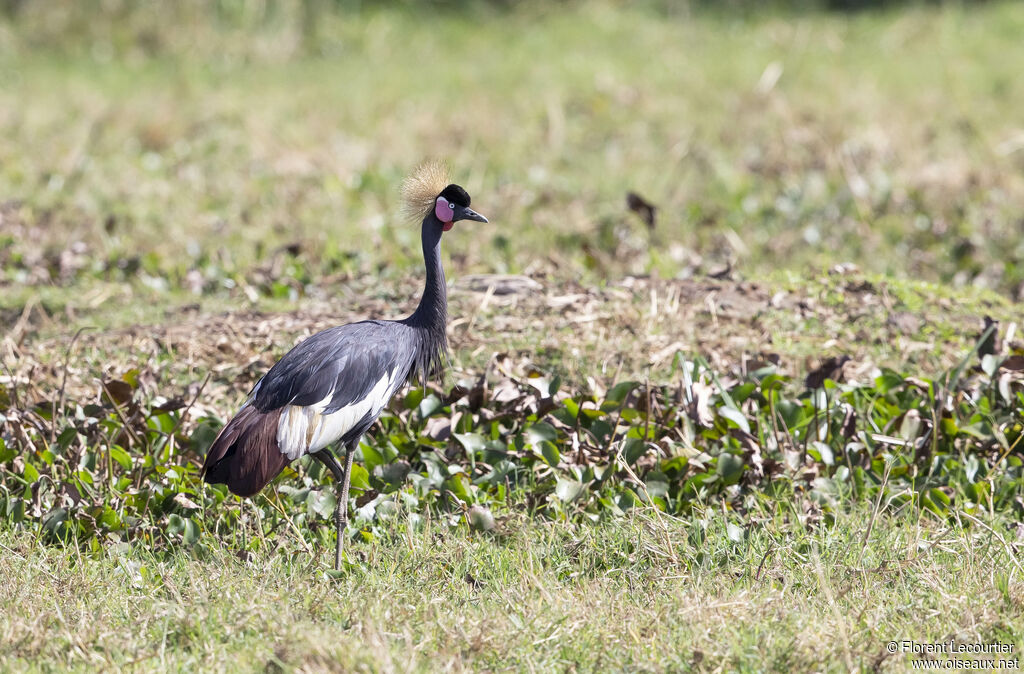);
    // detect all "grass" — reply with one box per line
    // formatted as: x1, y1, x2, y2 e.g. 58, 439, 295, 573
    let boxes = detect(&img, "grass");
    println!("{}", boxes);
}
3, 1, 1024, 671
2, 503, 1021, 672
